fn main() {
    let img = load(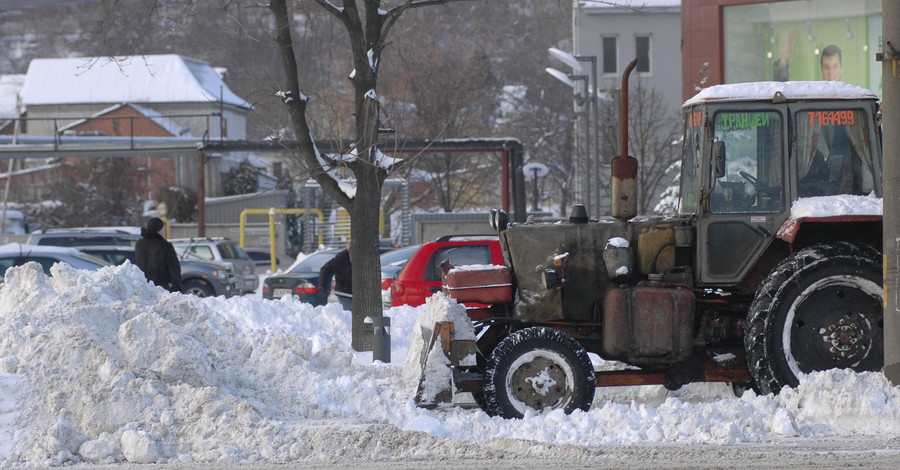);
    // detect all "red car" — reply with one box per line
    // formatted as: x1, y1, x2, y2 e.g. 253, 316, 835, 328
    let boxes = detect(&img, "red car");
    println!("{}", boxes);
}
389, 235, 502, 308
